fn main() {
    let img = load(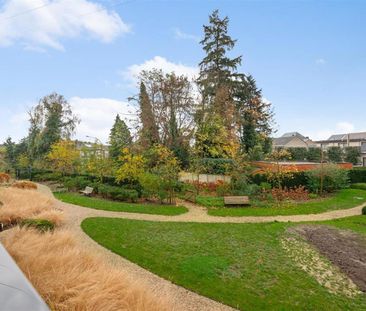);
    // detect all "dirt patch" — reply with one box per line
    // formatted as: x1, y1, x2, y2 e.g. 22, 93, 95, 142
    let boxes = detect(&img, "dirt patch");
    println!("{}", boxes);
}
290, 225, 366, 293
